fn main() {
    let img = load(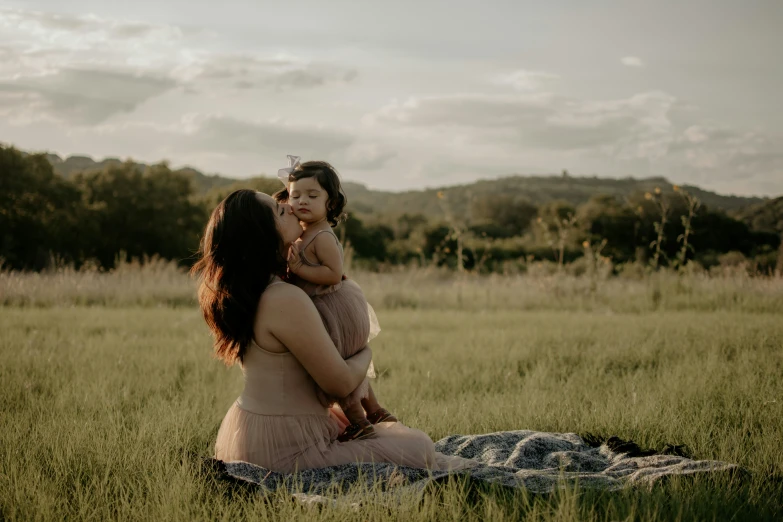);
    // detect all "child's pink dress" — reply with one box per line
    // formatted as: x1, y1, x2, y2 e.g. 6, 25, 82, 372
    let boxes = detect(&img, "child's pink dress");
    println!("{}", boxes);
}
289, 229, 380, 408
